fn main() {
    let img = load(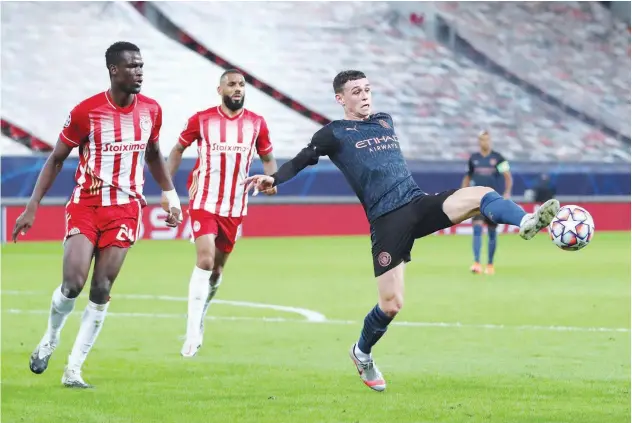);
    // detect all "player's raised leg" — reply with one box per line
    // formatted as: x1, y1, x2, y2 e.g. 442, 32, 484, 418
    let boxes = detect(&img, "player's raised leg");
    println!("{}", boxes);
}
62, 245, 129, 388
442, 186, 559, 239
181, 233, 214, 357
29, 234, 95, 375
